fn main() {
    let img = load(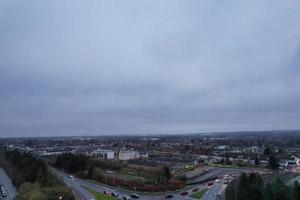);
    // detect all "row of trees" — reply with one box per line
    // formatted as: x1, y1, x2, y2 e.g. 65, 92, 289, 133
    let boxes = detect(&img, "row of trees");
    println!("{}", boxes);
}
4, 150, 49, 186
1, 150, 74, 200
54, 153, 88, 173
54, 153, 180, 192
226, 173, 300, 200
